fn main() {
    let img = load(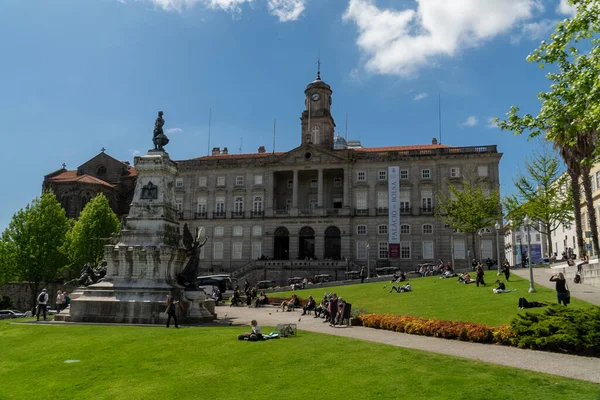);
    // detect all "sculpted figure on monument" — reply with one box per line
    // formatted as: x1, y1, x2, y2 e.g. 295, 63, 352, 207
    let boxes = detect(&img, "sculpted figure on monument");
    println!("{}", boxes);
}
65, 260, 108, 287
177, 224, 209, 289
152, 111, 170, 151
